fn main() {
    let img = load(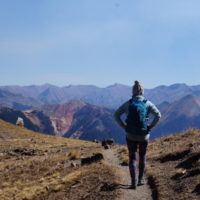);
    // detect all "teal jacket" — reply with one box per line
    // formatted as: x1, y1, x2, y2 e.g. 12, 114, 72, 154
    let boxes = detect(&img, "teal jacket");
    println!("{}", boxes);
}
114, 95, 161, 142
